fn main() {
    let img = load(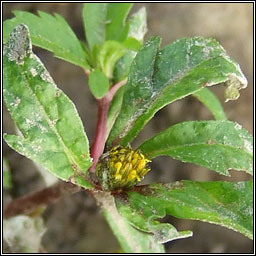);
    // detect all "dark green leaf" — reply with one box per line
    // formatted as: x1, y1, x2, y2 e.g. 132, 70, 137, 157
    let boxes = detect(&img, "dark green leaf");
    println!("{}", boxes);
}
82, 3, 108, 50
106, 3, 133, 42
3, 25, 92, 188
88, 70, 110, 99
3, 10, 90, 69
107, 37, 247, 147
139, 121, 253, 176
117, 180, 253, 240
93, 190, 165, 253
193, 88, 227, 120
